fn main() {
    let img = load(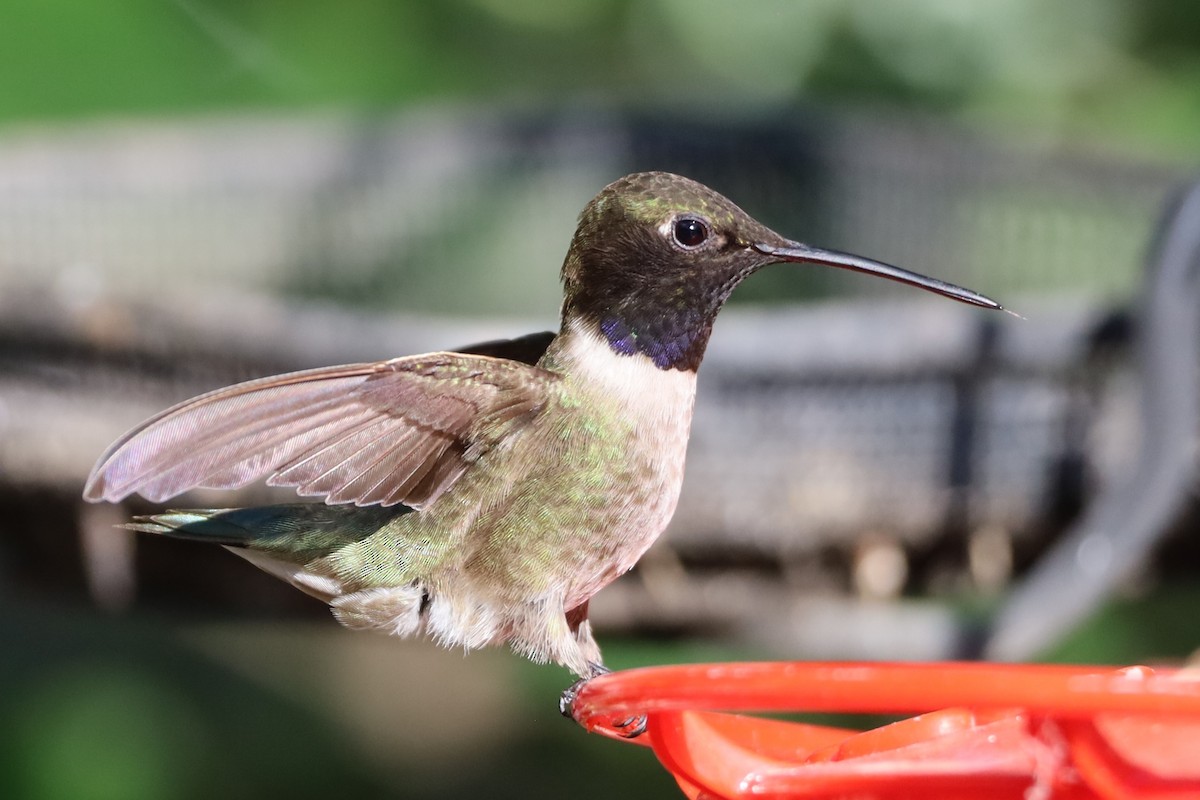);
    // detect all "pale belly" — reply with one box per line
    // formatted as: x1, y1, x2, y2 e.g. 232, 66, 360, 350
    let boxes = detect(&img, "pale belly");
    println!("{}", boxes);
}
452, 378, 694, 612
321, 327, 697, 660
